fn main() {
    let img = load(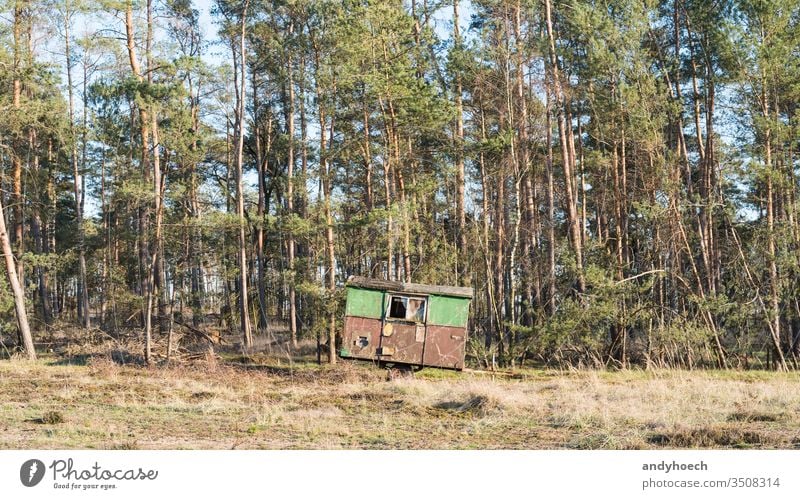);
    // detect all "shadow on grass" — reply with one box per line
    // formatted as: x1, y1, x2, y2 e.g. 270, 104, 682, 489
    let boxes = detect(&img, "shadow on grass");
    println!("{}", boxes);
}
648, 426, 778, 448
26, 410, 65, 424
48, 354, 93, 366
47, 350, 145, 367
227, 357, 387, 385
